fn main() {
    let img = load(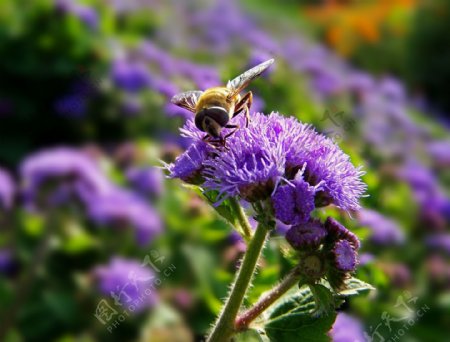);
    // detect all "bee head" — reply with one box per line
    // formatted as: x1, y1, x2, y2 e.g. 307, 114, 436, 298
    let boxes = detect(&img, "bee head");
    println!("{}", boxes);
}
195, 106, 230, 138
